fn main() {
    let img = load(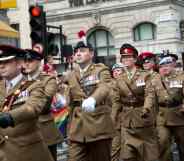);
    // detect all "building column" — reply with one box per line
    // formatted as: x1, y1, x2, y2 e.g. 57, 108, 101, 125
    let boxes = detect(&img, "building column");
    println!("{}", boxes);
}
18, 0, 32, 48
